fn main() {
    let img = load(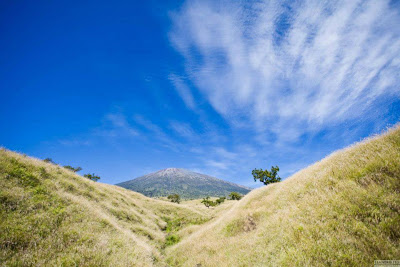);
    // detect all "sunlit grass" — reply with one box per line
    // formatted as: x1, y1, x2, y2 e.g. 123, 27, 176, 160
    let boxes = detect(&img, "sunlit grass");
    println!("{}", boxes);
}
167, 125, 400, 266
0, 149, 219, 266
1, 125, 399, 266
